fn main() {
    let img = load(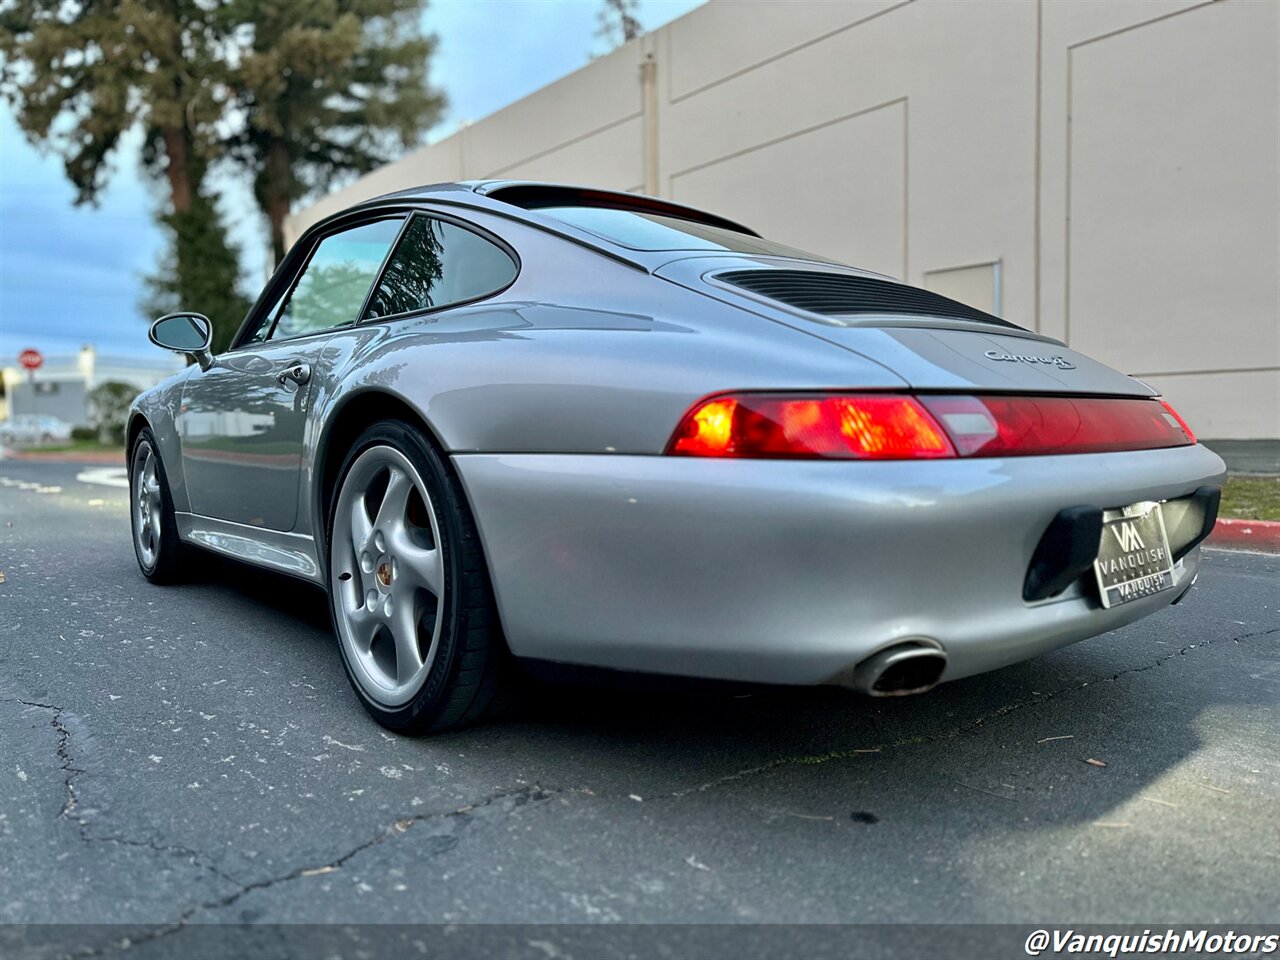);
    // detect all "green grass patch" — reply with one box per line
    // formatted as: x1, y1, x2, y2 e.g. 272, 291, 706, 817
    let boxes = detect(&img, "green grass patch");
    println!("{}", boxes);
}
14, 440, 125, 457
1220, 475, 1280, 521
